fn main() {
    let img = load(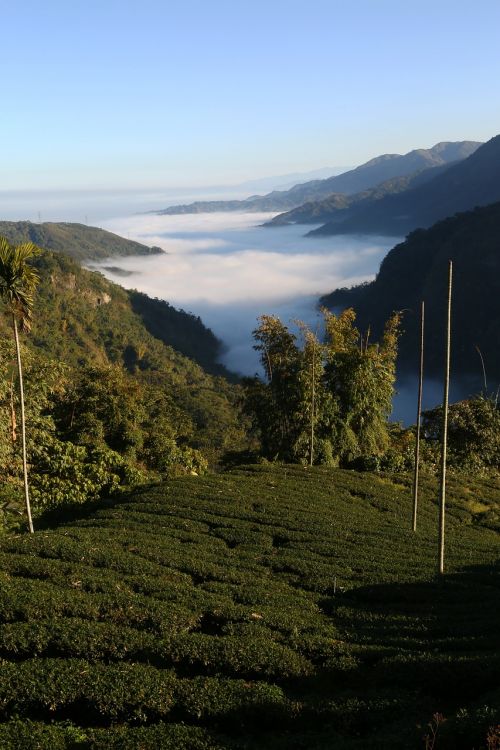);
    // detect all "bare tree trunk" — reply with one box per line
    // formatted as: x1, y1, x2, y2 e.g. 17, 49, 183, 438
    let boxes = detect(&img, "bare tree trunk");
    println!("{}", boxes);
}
475, 345, 487, 396
438, 262, 452, 574
412, 301, 425, 531
12, 315, 34, 534
310, 343, 316, 466
9, 373, 17, 443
